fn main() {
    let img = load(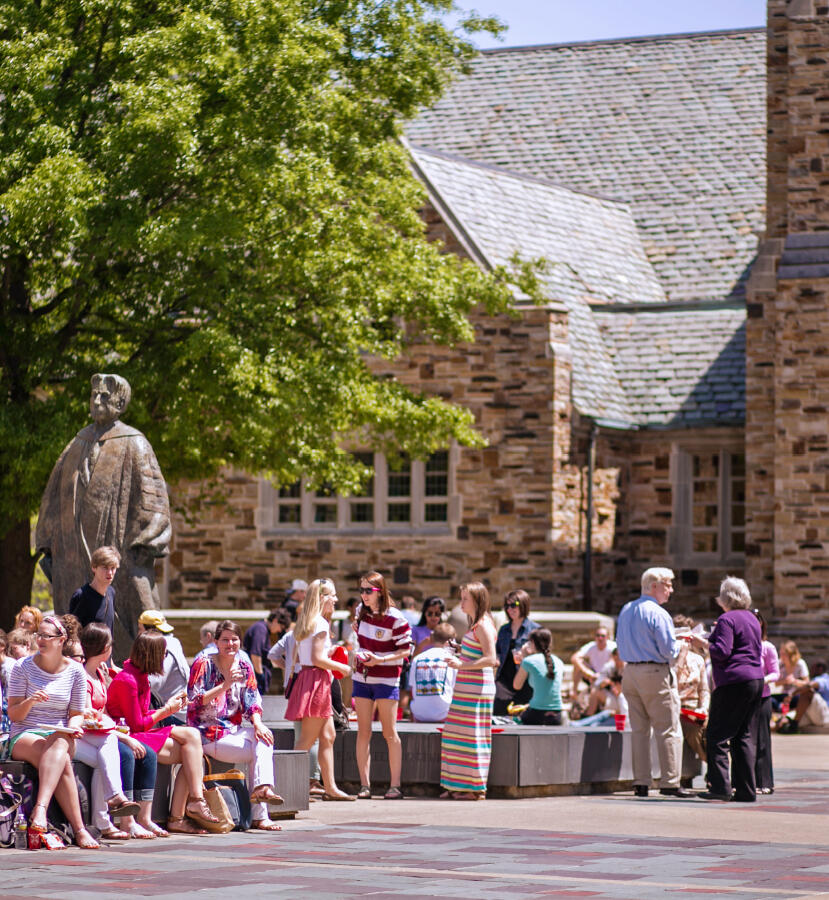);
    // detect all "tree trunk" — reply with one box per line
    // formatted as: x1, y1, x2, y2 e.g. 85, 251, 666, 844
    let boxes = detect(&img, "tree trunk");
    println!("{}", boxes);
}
0, 518, 37, 630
